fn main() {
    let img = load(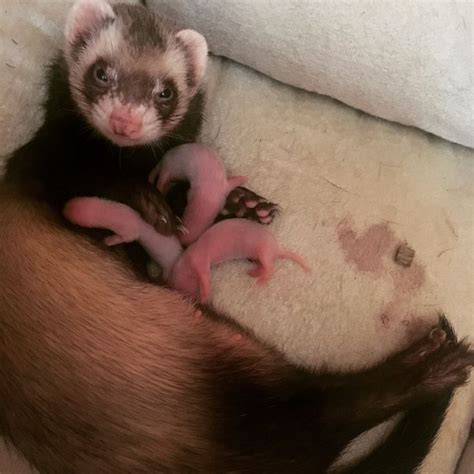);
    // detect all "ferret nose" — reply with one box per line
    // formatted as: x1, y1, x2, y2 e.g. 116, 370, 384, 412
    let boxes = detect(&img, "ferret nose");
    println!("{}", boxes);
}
109, 110, 143, 139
